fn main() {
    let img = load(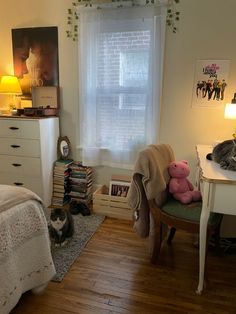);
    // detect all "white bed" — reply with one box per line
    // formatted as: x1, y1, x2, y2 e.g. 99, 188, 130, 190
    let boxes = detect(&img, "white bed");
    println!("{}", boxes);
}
0, 185, 55, 314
